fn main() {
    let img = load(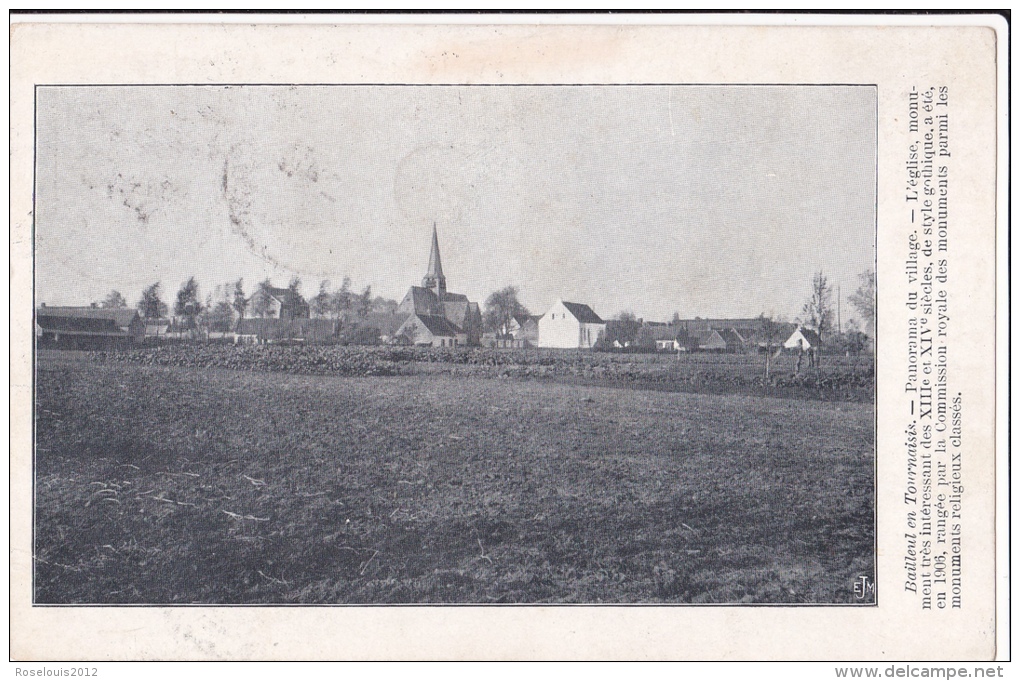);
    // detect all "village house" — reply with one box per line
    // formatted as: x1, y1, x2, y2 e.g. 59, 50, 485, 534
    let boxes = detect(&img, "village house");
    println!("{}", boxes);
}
260, 286, 311, 320
394, 225, 482, 347
538, 299, 606, 349
35, 305, 145, 349
509, 314, 541, 347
